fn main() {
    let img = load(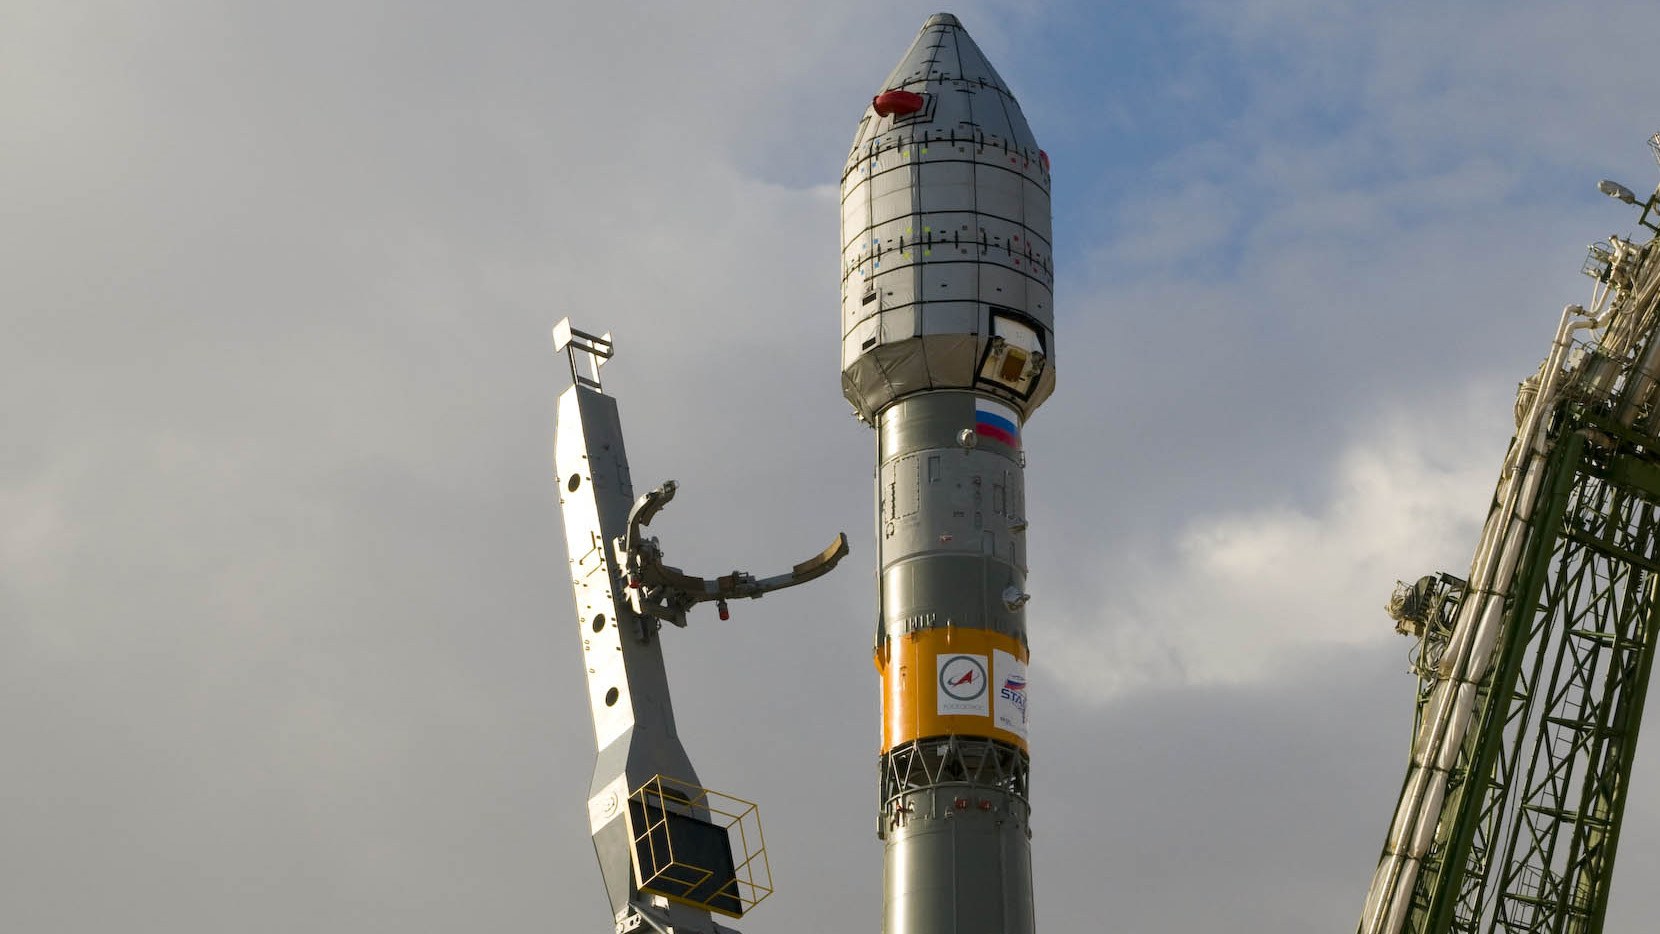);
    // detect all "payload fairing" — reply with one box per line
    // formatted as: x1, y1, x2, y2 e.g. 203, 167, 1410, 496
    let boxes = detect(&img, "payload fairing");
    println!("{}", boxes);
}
841, 14, 1054, 934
